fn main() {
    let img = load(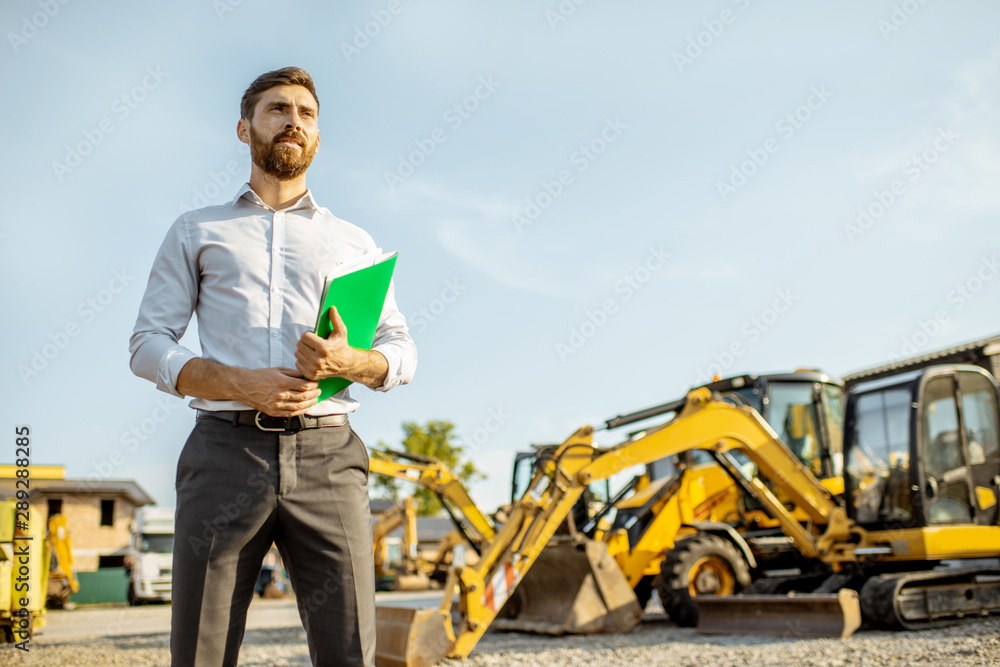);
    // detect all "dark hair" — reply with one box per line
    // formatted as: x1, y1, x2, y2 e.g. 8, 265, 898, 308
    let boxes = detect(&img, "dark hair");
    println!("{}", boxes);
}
240, 67, 319, 120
